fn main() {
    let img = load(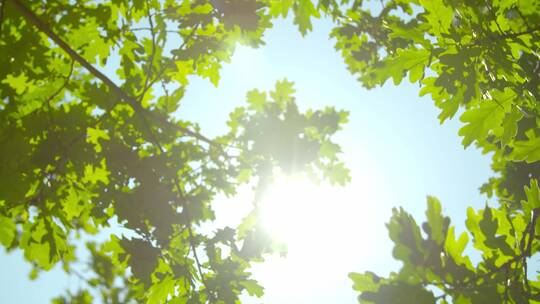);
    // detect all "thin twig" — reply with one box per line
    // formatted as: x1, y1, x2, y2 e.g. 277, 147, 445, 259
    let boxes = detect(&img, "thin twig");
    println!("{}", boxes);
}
44, 60, 75, 127
130, 27, 179, 34
140, 23, 200, 103
69, 268, 91, 282
522, 208, 539, 294
503, 263, 509, 303
0, 0, 6, 34
137, 0, 157, 103
500, 27, 540, 40
486, 1, 504, 36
